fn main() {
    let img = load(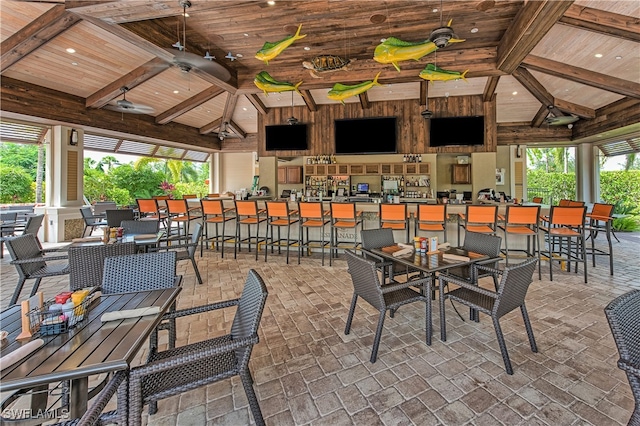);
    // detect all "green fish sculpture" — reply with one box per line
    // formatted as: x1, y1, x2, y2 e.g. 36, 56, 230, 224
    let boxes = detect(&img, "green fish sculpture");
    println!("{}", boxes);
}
374, 35, 464, 72
419, 63, 469, 83
327, 72, 382, 104
254, 71, 302, 95
255, 24, 306, 64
